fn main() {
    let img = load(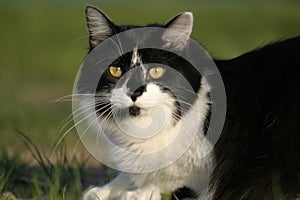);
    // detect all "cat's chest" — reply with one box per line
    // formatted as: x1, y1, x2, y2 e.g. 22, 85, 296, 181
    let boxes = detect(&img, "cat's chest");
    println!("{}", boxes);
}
131, 136, 214, 191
